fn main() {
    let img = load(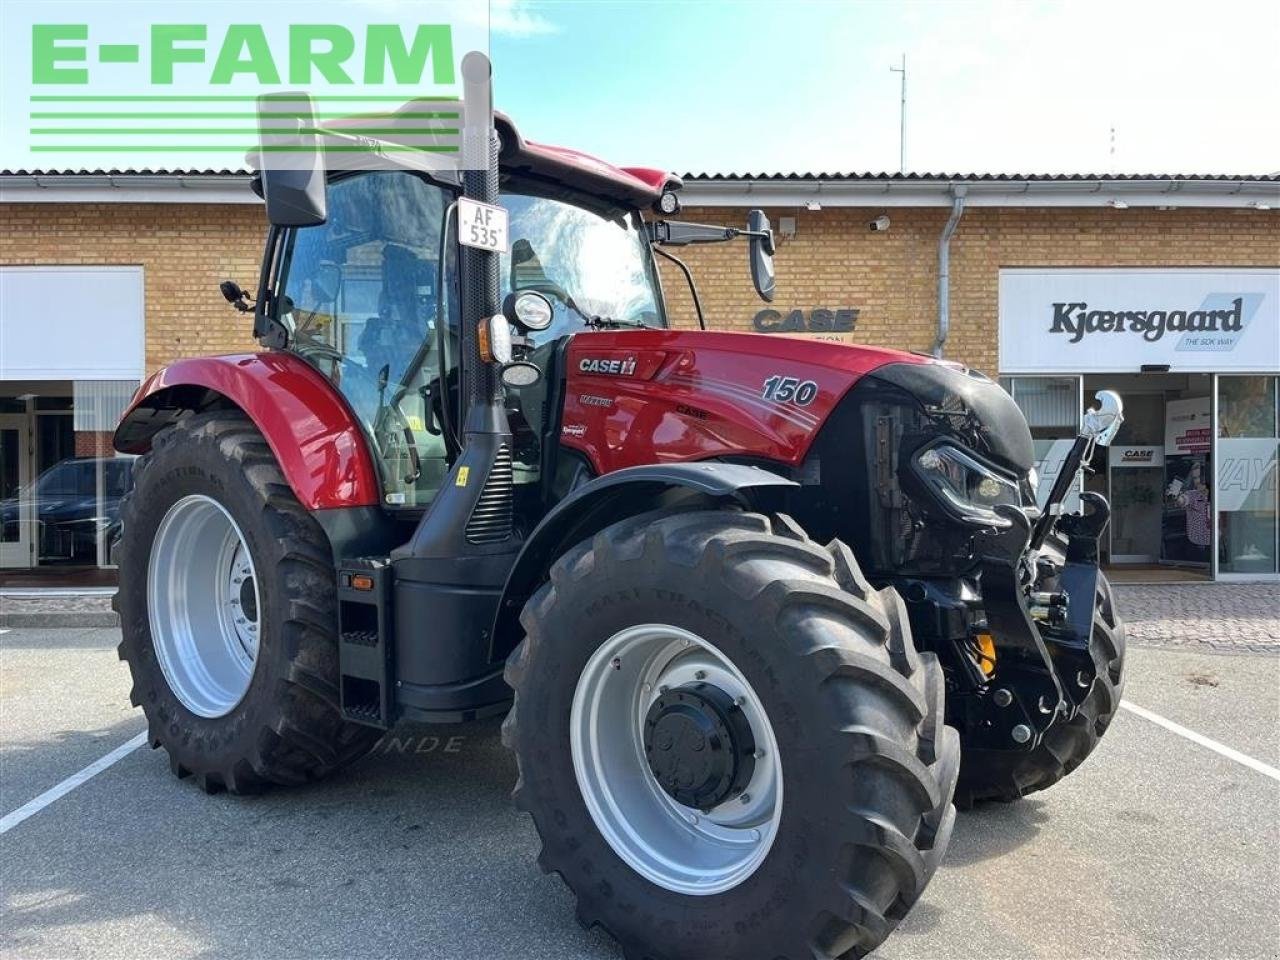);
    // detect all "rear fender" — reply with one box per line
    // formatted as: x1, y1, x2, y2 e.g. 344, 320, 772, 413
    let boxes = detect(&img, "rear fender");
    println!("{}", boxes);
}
113, 353, 379, 510
489, 462, 797, 661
